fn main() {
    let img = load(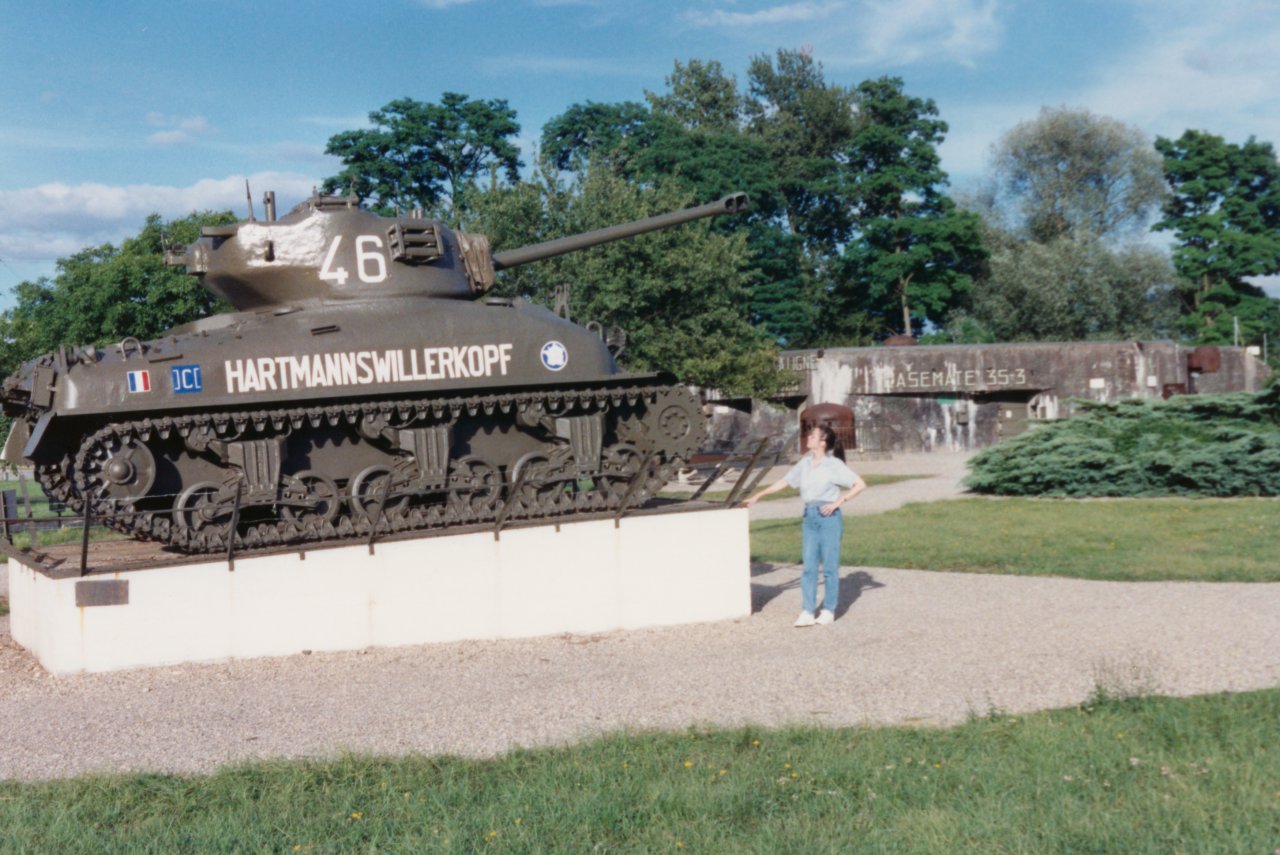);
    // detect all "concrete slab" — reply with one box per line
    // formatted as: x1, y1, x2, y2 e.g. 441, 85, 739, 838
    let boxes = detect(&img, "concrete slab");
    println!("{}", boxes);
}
8, 508, 751, 675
